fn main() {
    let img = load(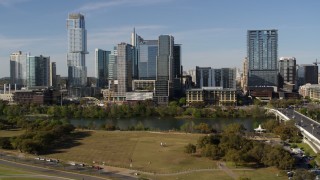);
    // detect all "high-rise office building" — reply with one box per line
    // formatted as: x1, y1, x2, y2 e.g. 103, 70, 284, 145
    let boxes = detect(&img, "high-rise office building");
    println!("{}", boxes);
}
196, 66, 211, 88
67, 13, 88, 87
278, 57, 296, 91
138, 40, 158, 80
108, 46, 118, 81
155, 35, 174, 104
173, 44, 182, 98
50, 62, 57, 88
131, 28, 143, 79
221, 68, 236, 89
10, 51, 27, 87
196, 67, 236, 89
247, 30, 278, 87
95, 49, 111, 88
117, 43, 133, 99
241, 57, 249, 92
297, 64, 318, 86
26, 55, 50, 87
